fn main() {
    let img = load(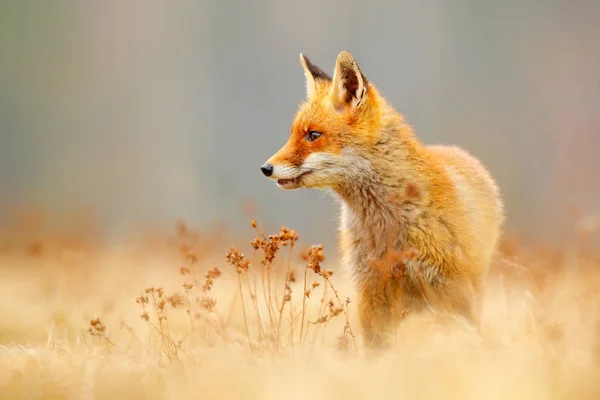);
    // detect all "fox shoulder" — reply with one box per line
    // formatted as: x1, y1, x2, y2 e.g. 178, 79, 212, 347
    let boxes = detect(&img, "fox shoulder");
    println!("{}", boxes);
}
427, 144, 505, 248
